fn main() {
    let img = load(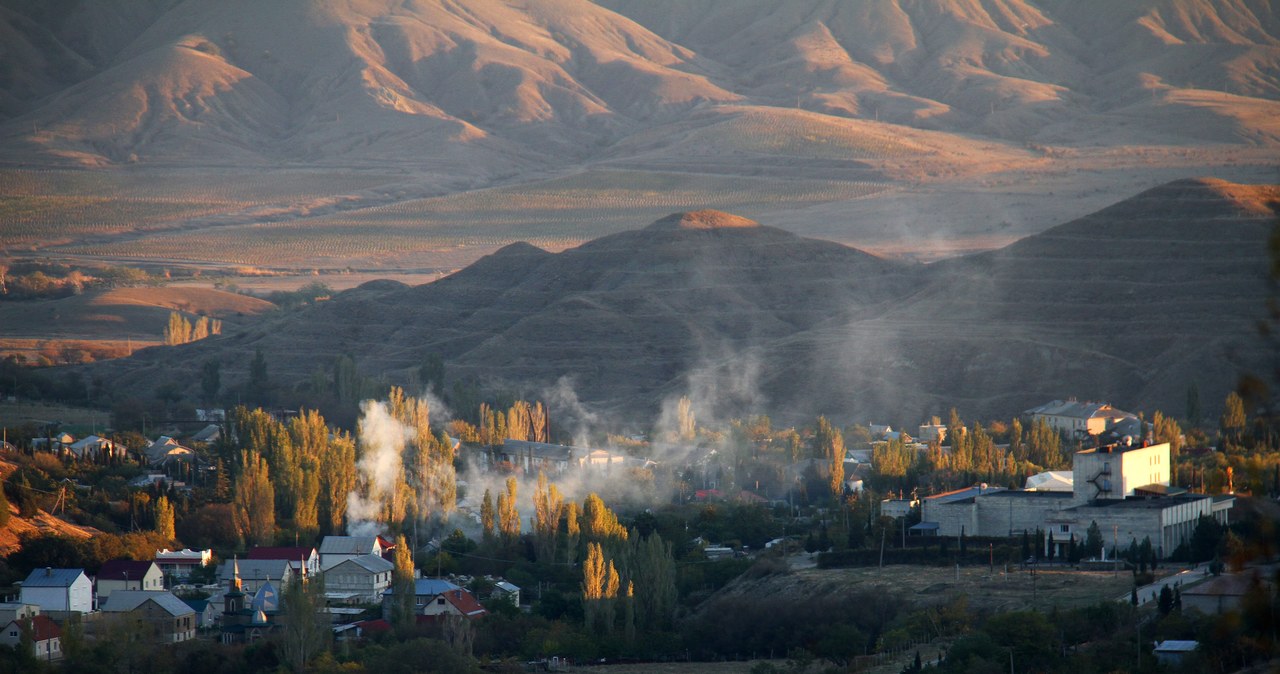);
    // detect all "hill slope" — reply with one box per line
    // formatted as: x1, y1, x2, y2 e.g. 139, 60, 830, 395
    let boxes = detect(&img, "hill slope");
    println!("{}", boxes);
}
71, 181, 1280, 424
1, 0, 1277, 173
